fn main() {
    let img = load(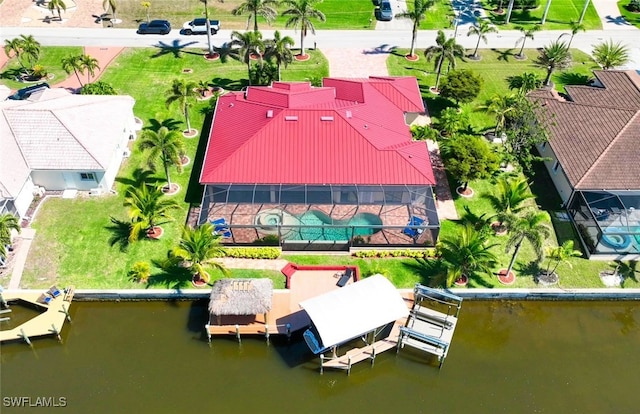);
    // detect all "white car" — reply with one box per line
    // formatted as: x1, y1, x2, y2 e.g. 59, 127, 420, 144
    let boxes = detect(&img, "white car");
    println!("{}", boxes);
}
182, 18, 220, 35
